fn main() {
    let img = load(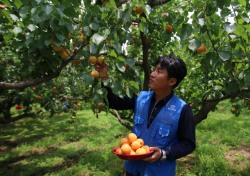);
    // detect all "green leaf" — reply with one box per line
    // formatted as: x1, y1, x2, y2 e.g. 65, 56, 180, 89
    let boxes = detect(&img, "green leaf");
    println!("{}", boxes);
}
27, 24, 37, 32
128, 81, 139, 90
90, 23, 101, 31
55, 33, 65, 41
218, 51, 231, 61
45, 5, 53, 15
122, 9, 131, 22
111, 81, 123, 96
224, 24, 235, 34
126, 59, 135, 66
245, 72, 250, 86
113, 42, 122, 53
145, 5, 151, 16
10, 14, 19, 21
83, 73, 94, 85
64, 7, 78, 17
116, 62, 126, 72
13, 0, 23, 9
109, 0, 117, 8
90, 43, 98, 54
234, 24, 248, 41
139, 22, 149, 35
180, 23, 192, 40
13, 27, 22, 34
65, 23, 74, 33
239, 0, 246, 7
126, 86, 133, 98
109, 50, 117, 58
188, 39, 198, 51
92, 33, 106, 45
